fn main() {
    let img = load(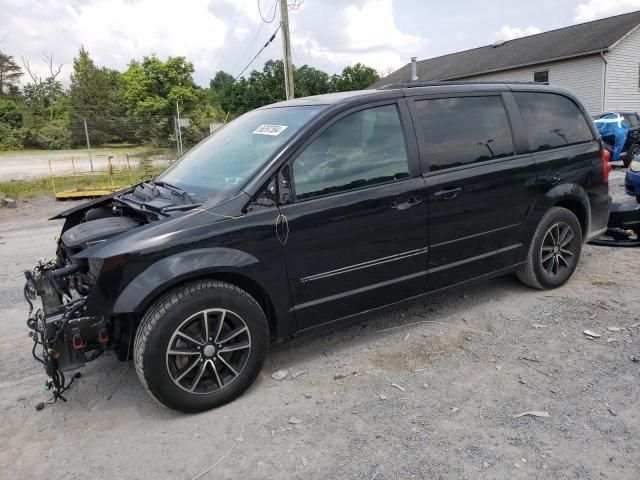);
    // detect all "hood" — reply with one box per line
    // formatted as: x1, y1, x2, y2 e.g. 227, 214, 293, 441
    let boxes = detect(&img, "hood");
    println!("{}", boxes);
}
72, 192, 250, 261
